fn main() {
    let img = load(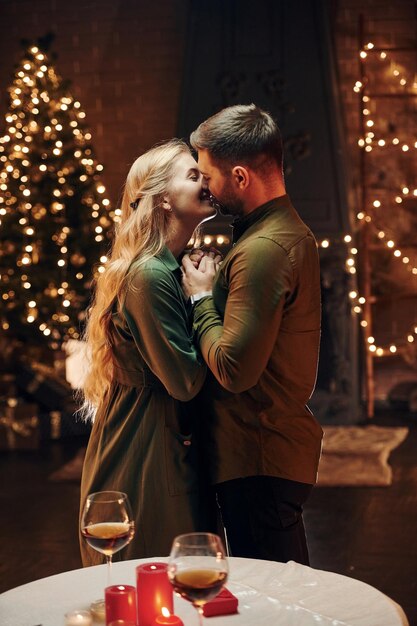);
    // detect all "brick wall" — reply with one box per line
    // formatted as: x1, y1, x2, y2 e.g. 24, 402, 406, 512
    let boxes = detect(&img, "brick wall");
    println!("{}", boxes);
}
0, 0, 188, 204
